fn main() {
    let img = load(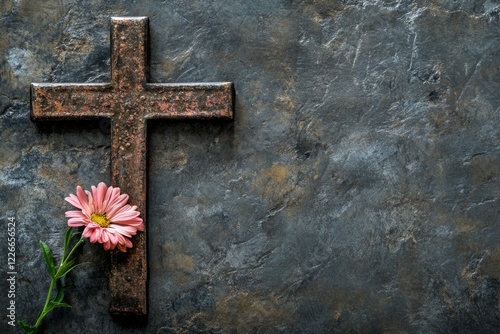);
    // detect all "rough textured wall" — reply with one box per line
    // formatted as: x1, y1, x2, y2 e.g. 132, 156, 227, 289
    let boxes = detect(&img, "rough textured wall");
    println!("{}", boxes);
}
1, 0, 499, 333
